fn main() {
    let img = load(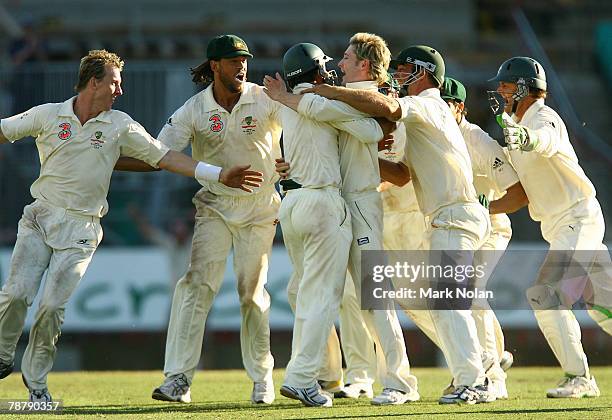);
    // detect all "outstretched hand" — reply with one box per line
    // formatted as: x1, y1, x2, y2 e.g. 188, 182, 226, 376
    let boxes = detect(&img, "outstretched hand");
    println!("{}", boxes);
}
263, 73, 288, 101
219, 165, 264, 192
